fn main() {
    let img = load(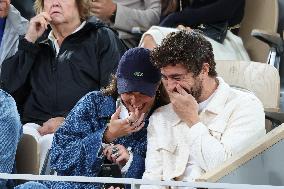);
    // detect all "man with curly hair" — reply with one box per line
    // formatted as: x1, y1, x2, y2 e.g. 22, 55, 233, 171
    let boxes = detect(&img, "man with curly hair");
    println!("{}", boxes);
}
141, 30, 266, 188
